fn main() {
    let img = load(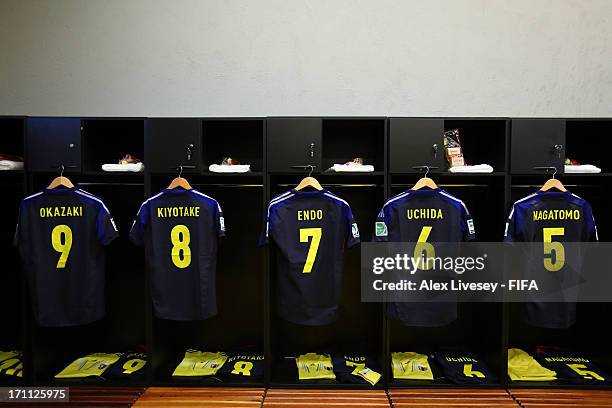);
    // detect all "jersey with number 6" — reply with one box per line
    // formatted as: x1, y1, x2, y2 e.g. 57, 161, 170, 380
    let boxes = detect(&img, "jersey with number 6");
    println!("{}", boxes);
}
14, 187, 118, 327
504, 190, 598, 328
374, 188, 475, 327
130, 189, 224, 320
261, 189, 360, 326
